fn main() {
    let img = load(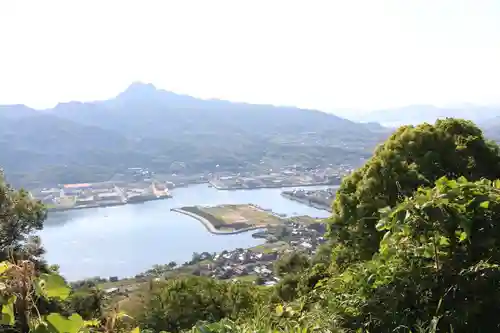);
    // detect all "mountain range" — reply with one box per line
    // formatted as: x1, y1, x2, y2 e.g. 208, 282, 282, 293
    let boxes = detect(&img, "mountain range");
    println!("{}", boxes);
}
0, 83, 390, 188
